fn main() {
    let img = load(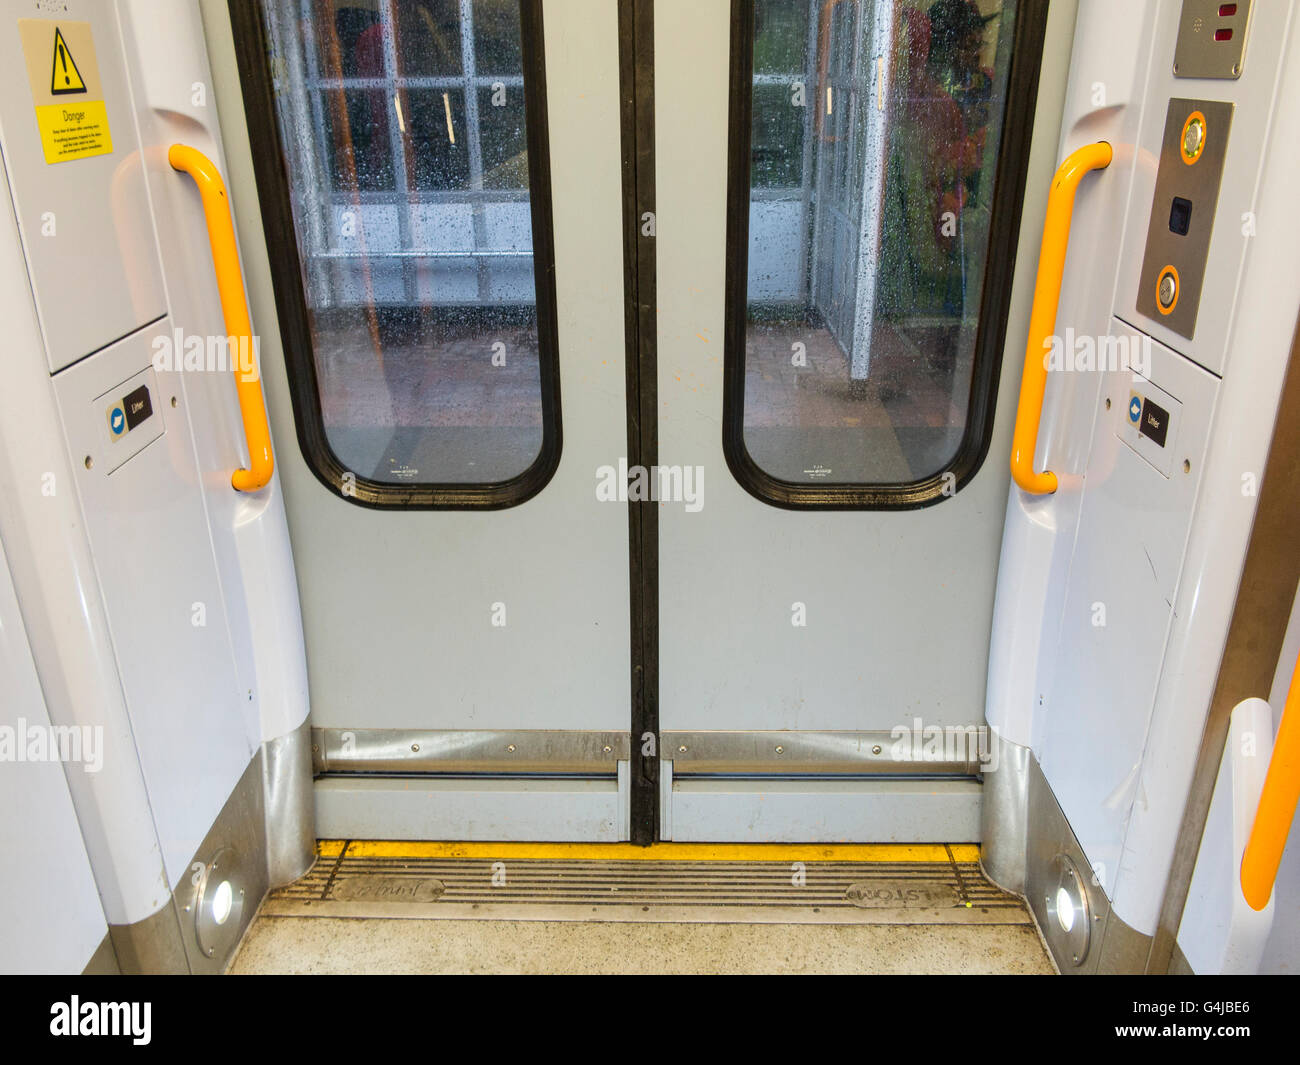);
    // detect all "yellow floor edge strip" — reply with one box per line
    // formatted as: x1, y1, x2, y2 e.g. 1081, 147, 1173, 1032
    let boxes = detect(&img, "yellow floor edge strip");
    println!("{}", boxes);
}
317, 840, 980, 863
